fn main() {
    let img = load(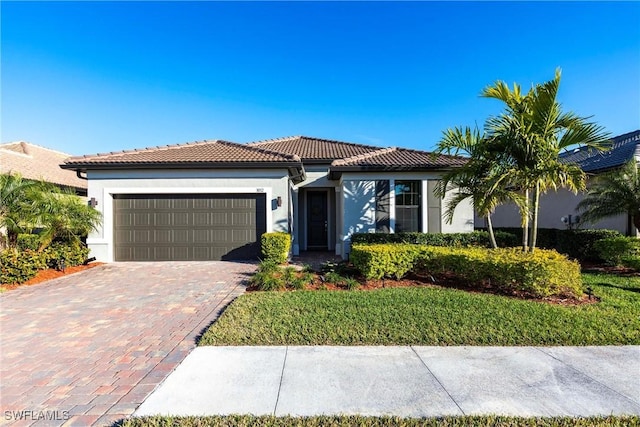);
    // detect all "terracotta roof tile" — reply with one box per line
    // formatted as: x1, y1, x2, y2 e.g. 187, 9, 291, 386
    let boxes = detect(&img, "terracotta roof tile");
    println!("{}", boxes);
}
63, 140, 302, 168
331, 147, 467, 169
248, 136, 381, 162
0, 141, 87, 190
